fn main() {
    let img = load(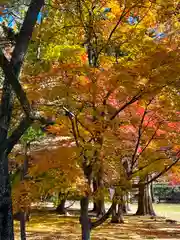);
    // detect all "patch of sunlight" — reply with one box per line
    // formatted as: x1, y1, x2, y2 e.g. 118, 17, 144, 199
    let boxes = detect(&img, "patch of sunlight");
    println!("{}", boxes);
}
158, 227, 180, 231
14, 212, 180, 240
